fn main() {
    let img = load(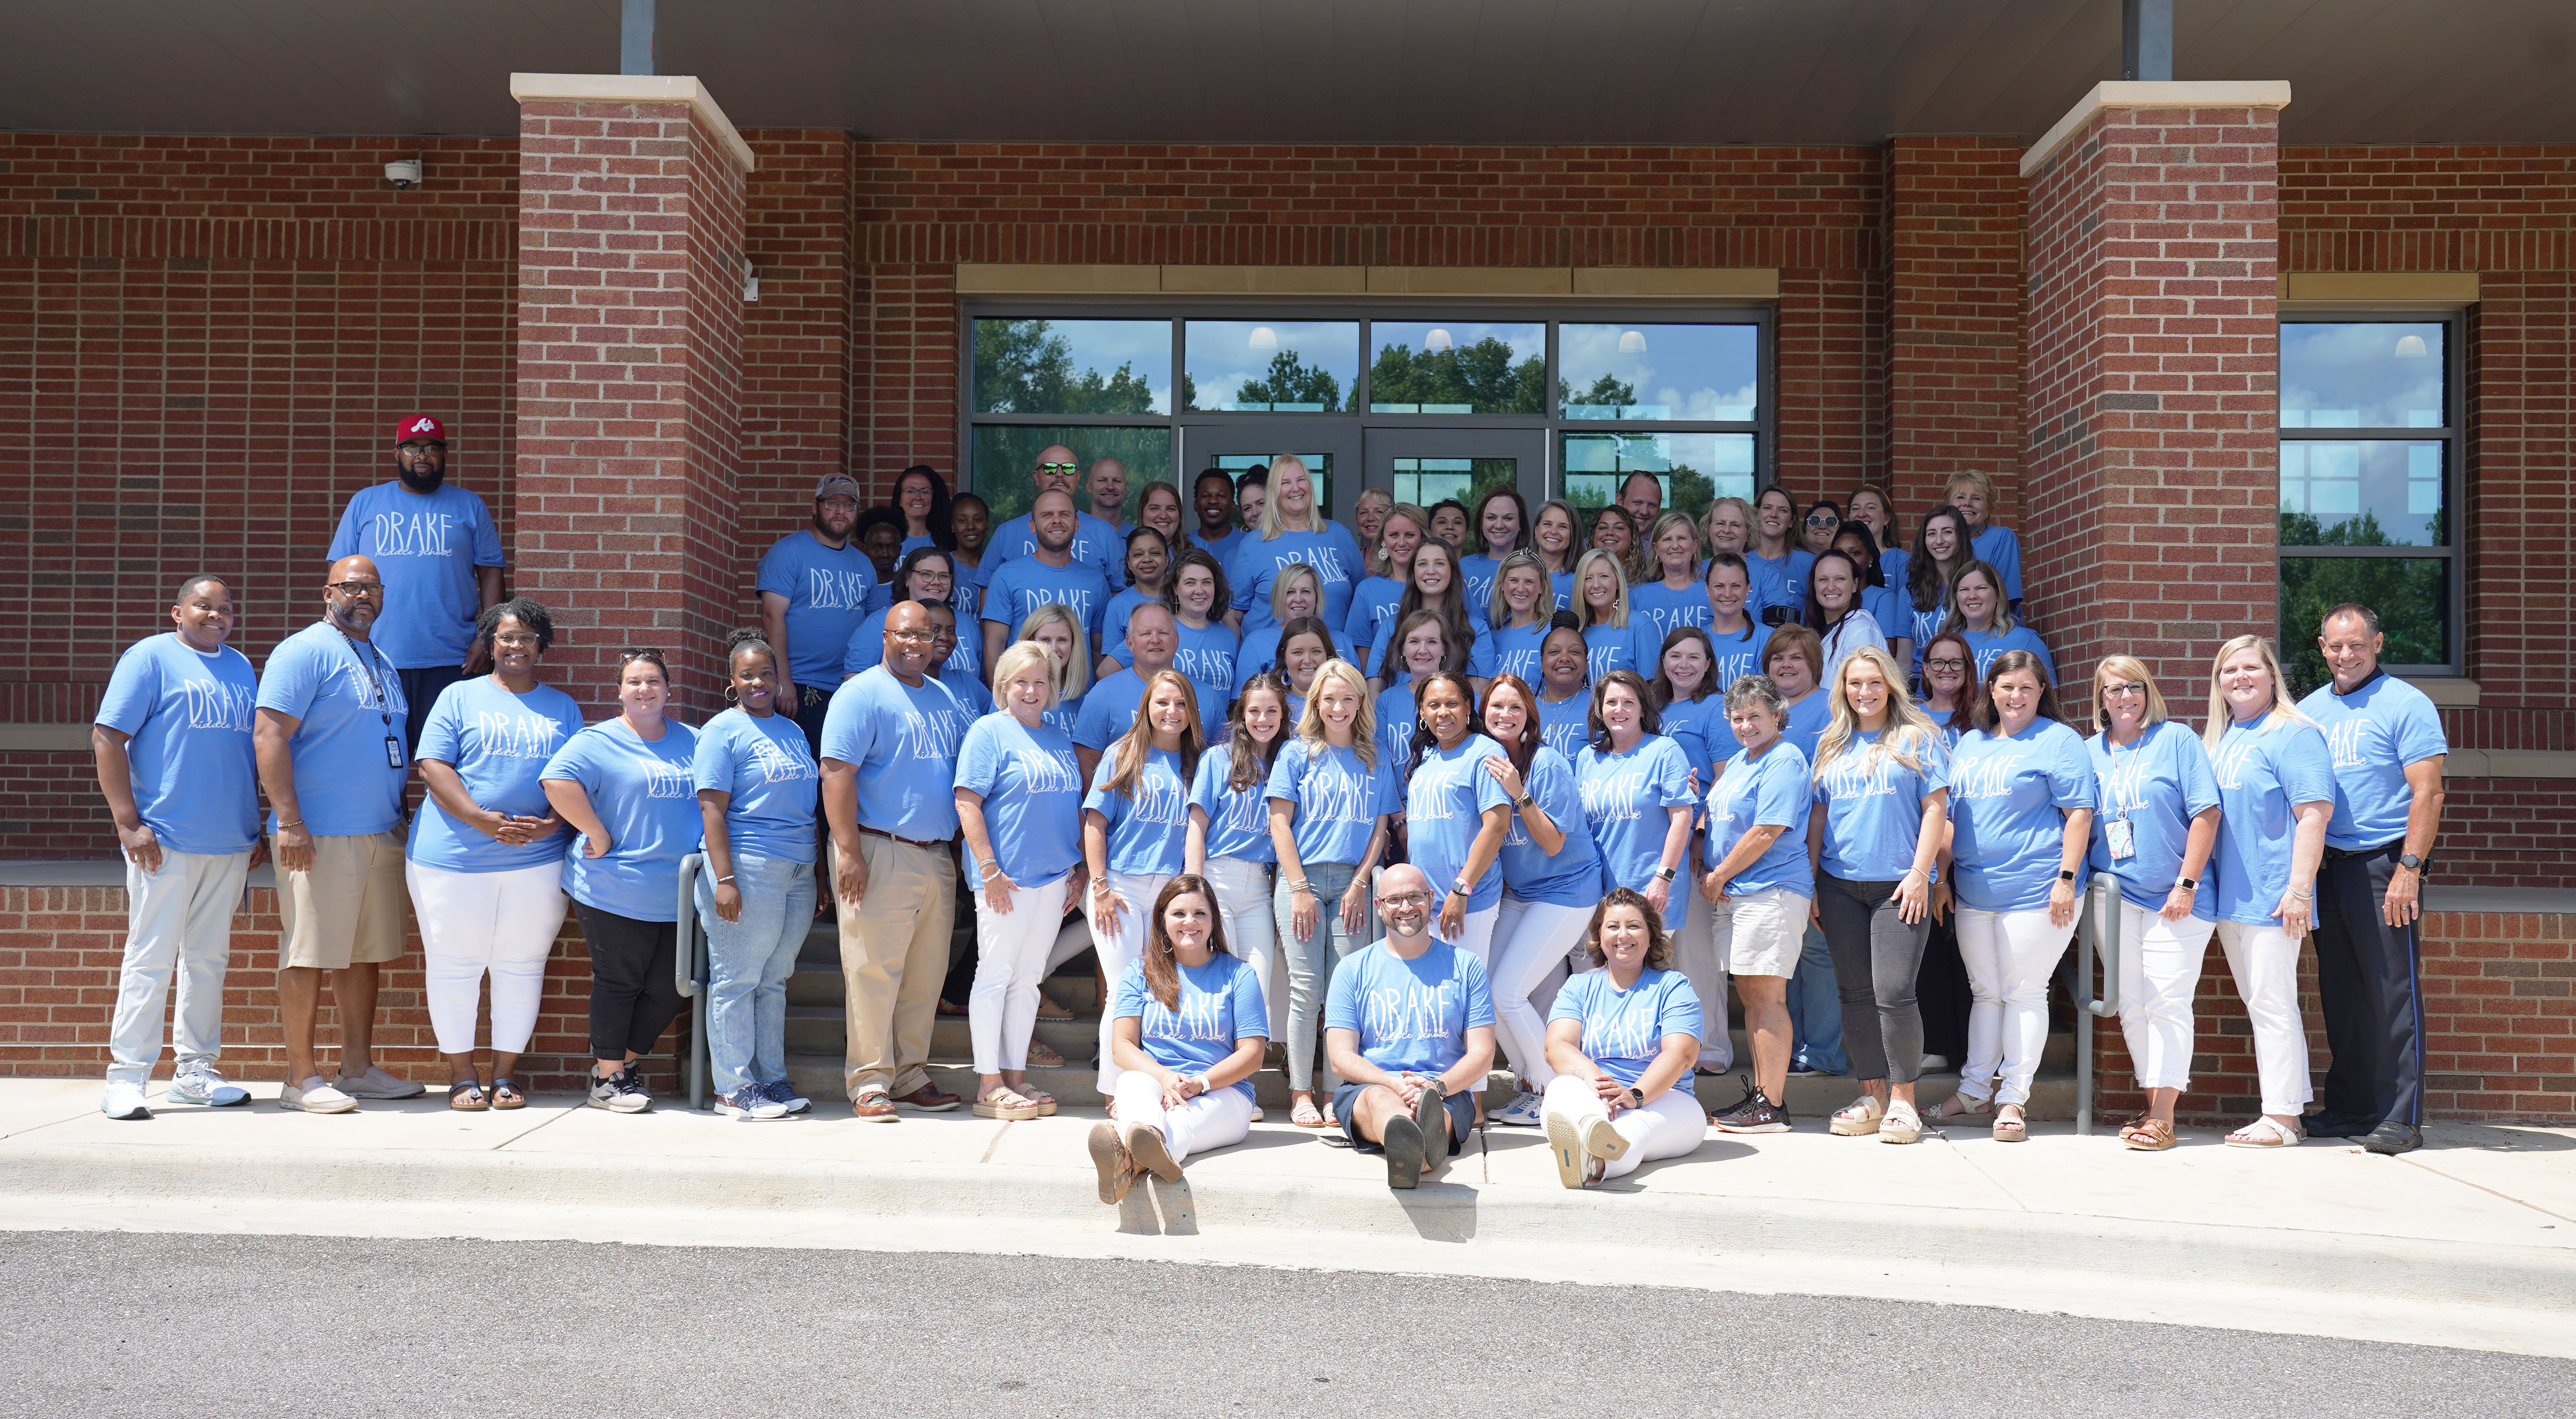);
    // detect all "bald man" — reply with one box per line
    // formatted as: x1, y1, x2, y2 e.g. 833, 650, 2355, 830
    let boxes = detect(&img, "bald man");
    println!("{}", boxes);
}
1324, 863, 1497, 1189
255, 554, 423, 1112
977, 444, 1125, 587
